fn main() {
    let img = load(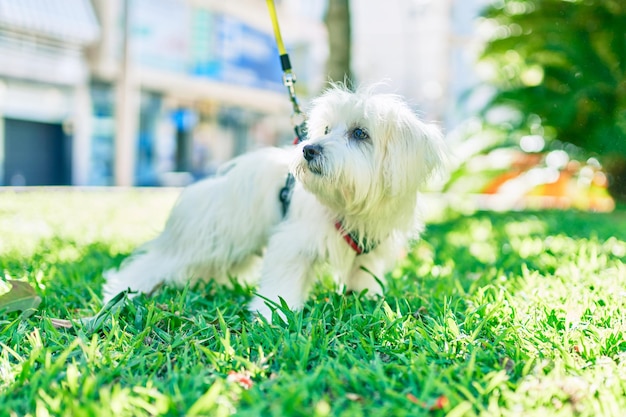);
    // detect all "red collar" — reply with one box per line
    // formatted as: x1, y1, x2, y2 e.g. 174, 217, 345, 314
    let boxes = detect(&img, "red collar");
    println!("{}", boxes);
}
334, 221, 369, 255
